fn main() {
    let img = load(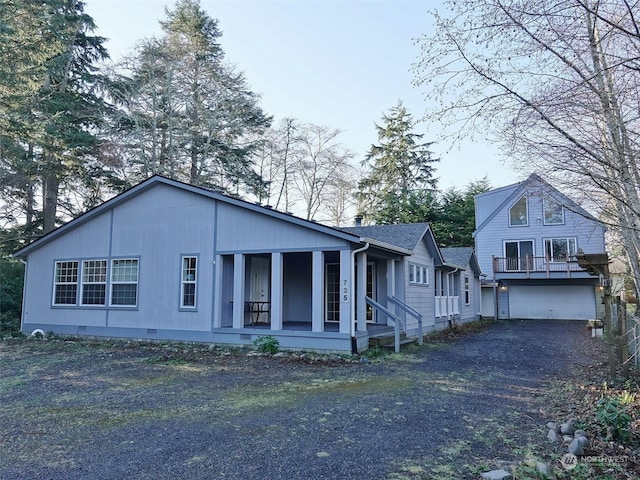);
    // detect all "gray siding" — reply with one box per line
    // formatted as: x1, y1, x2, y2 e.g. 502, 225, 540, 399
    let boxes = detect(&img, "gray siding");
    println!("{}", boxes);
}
216, 203, 347, 253
475, 187, 606, 278
403, 239, 435, 329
